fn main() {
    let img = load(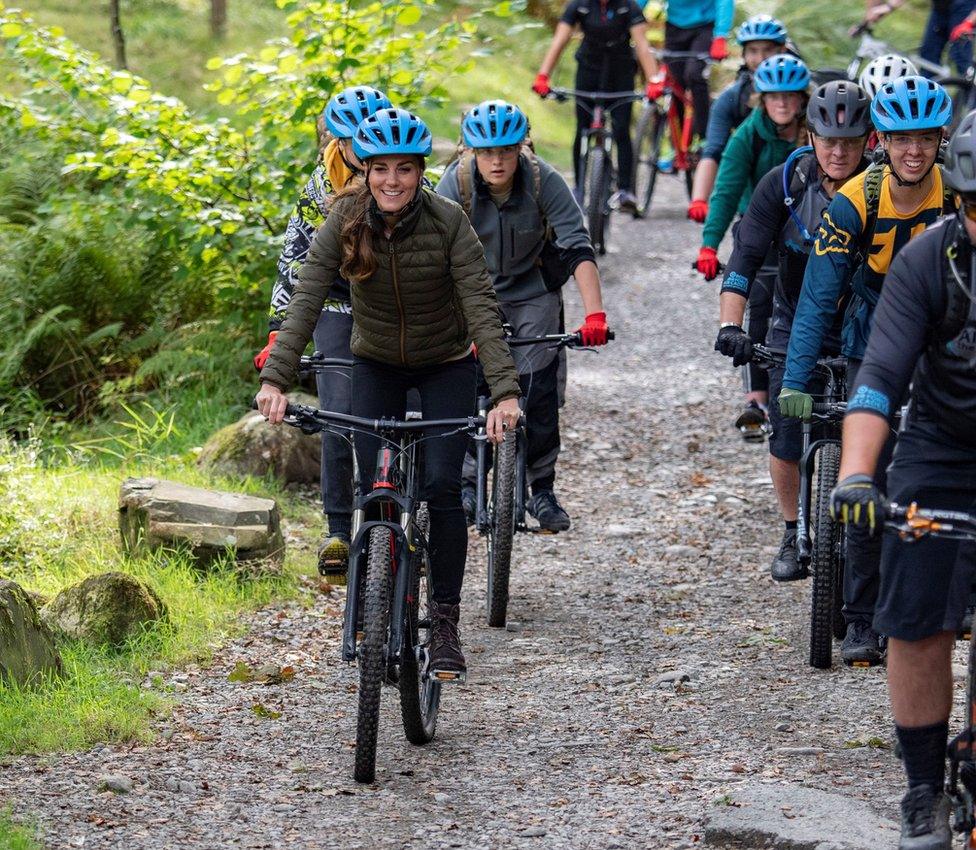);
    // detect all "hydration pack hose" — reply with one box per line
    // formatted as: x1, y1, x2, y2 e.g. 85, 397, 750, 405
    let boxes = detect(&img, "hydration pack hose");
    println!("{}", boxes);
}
782, 145, 815, 245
